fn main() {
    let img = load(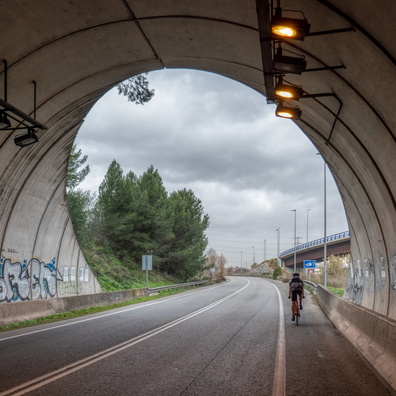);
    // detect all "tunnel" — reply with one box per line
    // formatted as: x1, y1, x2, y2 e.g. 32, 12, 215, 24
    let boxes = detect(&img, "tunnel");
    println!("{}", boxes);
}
0, 1, 395, 323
